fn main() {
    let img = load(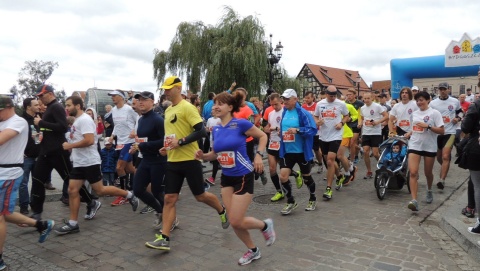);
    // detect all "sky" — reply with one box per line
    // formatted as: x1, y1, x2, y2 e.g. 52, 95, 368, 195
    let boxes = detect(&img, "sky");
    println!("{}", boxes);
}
1, 0, 480, 97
